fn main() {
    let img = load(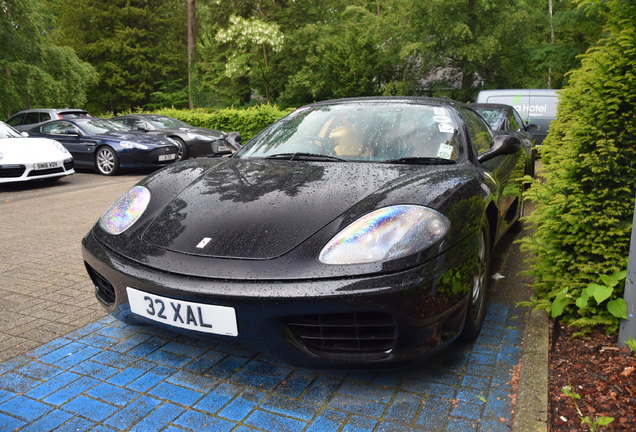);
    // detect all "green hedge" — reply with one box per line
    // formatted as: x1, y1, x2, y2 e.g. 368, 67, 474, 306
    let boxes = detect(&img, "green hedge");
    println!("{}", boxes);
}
148, 105, 292, 141
521, 0, 636, 333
